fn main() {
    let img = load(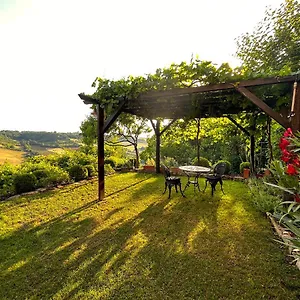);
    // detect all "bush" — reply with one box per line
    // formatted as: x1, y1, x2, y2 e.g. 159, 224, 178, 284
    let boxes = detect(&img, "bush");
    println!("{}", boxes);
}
240, 162, 251, 174
162, 157, 178, 167
192, 157, 211, 168
20, 161, 70, 188
85, 164, 97, 177
0, 163, 16, 199
104, 164, 115, 175
104, 156, 125, 168
247, 178, 281, 213
14, 173, 37, 194
68, 165, 89, 182
215, 160, 231, 174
